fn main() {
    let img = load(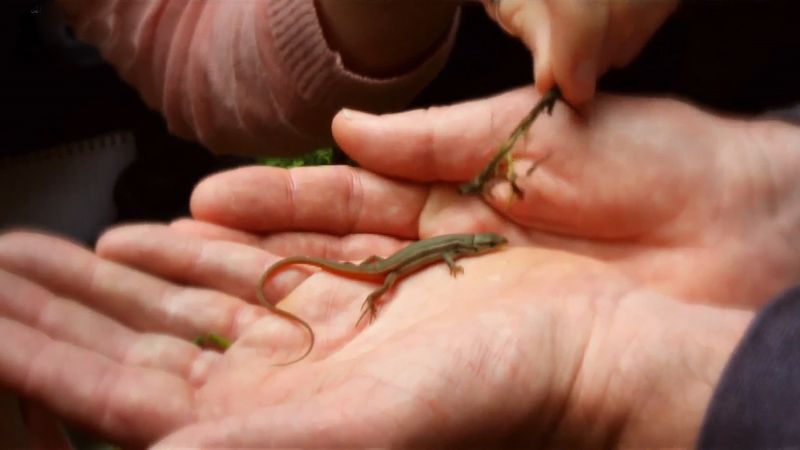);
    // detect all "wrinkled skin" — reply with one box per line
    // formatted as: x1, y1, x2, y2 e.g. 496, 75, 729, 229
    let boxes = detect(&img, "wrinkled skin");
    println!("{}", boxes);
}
1, 89, 798, 448
330, 88, 800, 309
